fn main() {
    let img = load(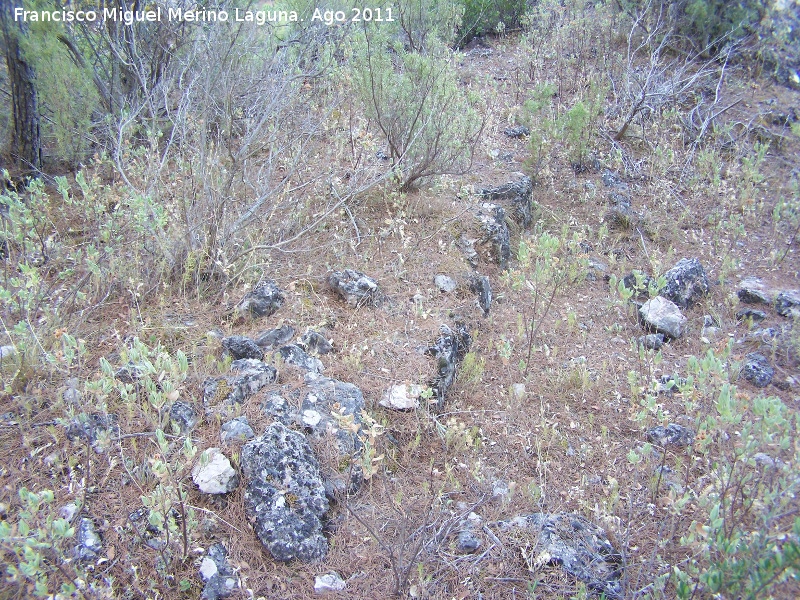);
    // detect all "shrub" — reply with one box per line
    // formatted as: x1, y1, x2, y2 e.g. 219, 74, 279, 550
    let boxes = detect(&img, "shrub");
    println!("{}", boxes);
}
459, 0, 529, 45
354, 33, 485, 191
